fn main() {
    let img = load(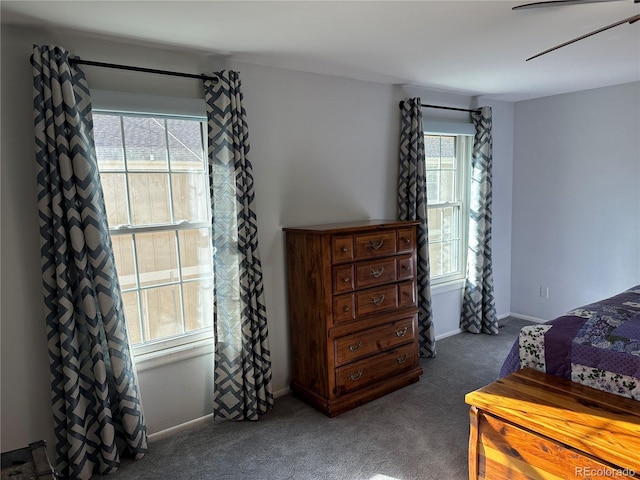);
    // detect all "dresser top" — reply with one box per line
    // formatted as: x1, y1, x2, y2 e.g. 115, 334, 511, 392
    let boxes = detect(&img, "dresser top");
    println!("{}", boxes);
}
283, 219, 419, 234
